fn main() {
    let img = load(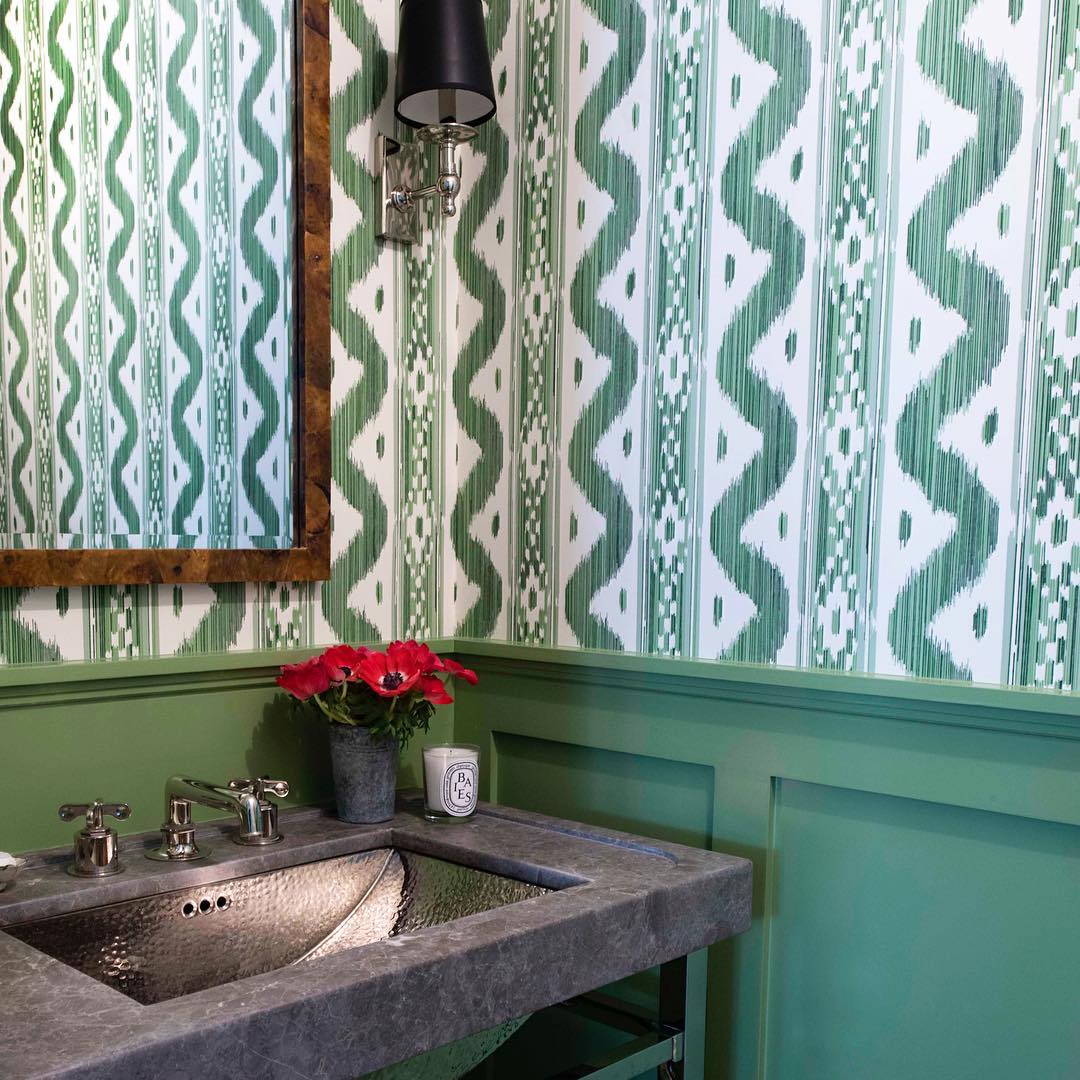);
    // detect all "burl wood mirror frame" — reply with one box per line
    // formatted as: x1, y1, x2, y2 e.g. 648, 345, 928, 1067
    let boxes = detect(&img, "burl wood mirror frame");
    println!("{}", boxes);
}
0, 0, 331, 588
